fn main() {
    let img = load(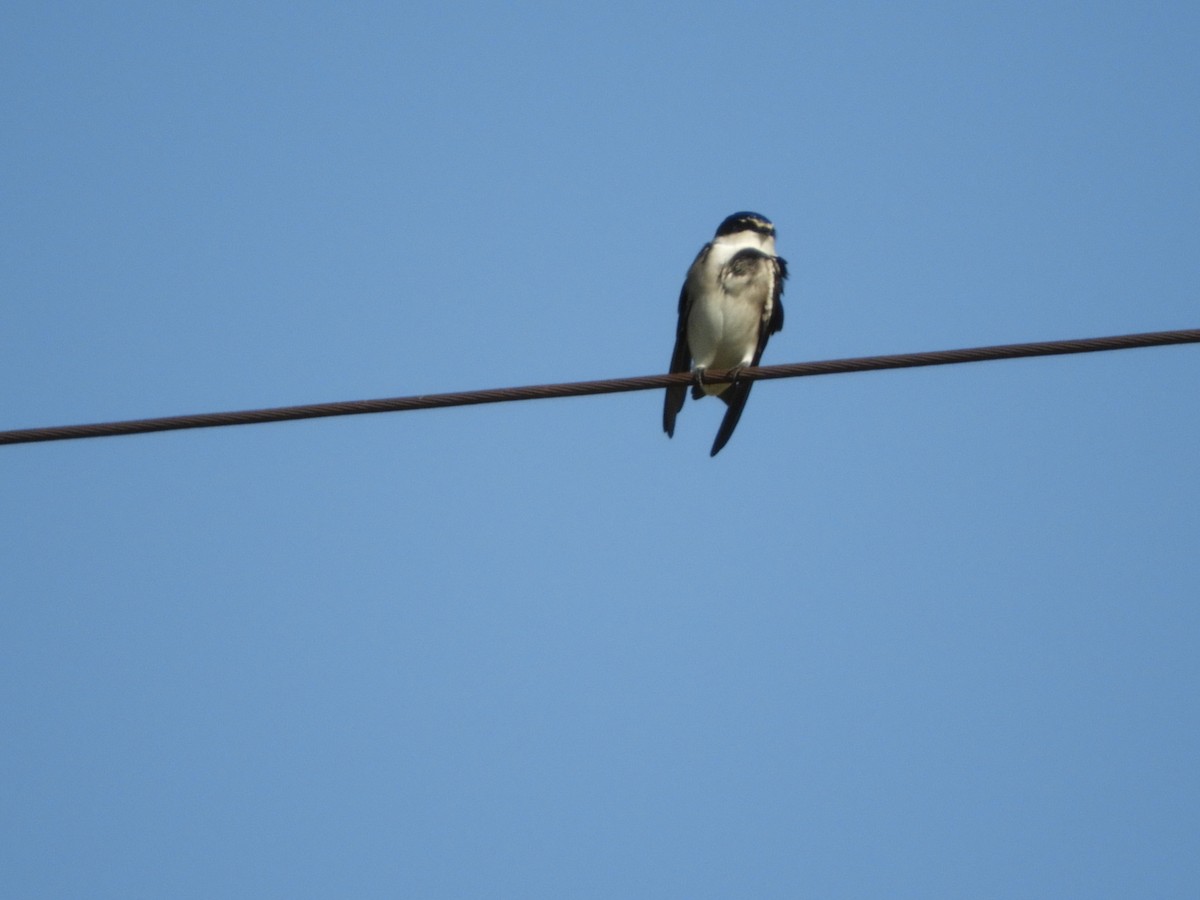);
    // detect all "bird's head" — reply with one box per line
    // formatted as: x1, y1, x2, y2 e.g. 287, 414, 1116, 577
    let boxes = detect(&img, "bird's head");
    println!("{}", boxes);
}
714, 212, 775, 239
713, 212, 777, 253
